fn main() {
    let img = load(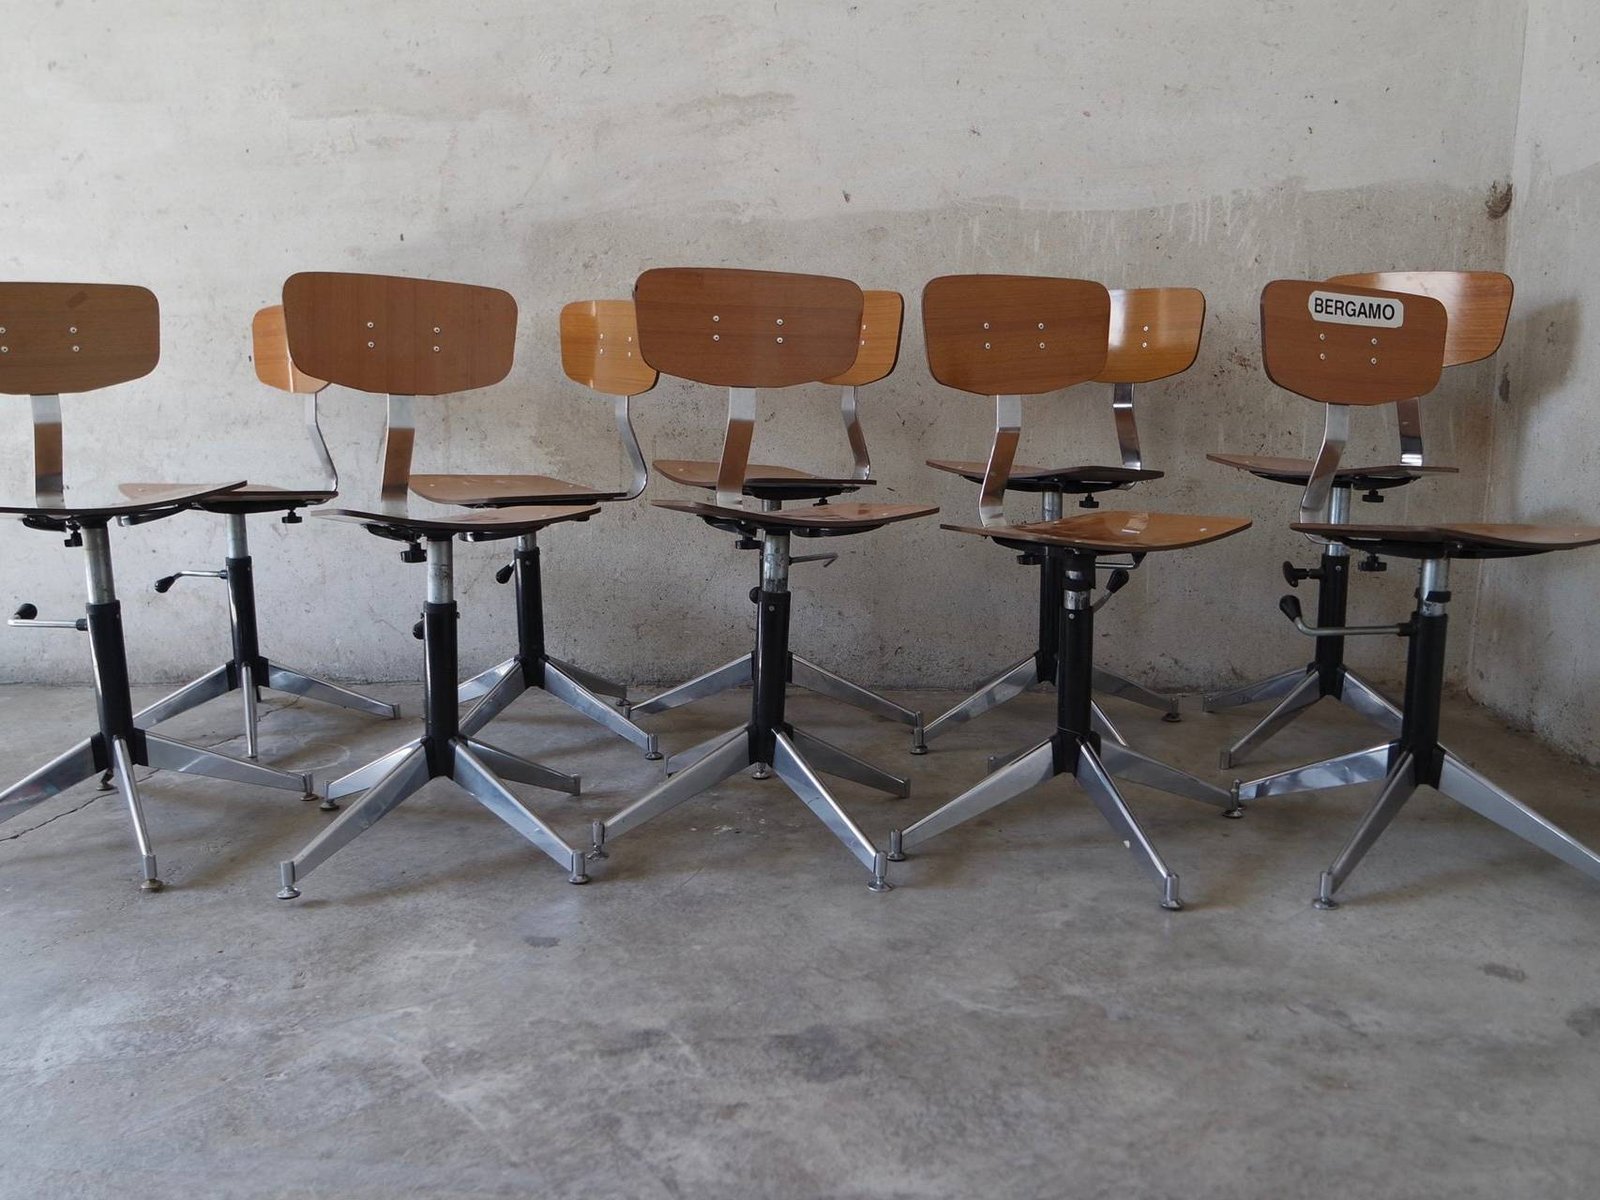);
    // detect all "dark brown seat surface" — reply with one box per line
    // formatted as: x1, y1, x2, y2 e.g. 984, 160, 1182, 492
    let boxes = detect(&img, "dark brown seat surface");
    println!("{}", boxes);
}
120, 482, 337, 514
409, 473, 627, 507
318, 503, 600, 540
0, 481, 247, 519
945, 509, 1251, 554
1292, 520, 1600, 560
654, 498, 935, 534
1209, 452, 1457, 487
927, 458, 1163, 489
654, 458, 870, 498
